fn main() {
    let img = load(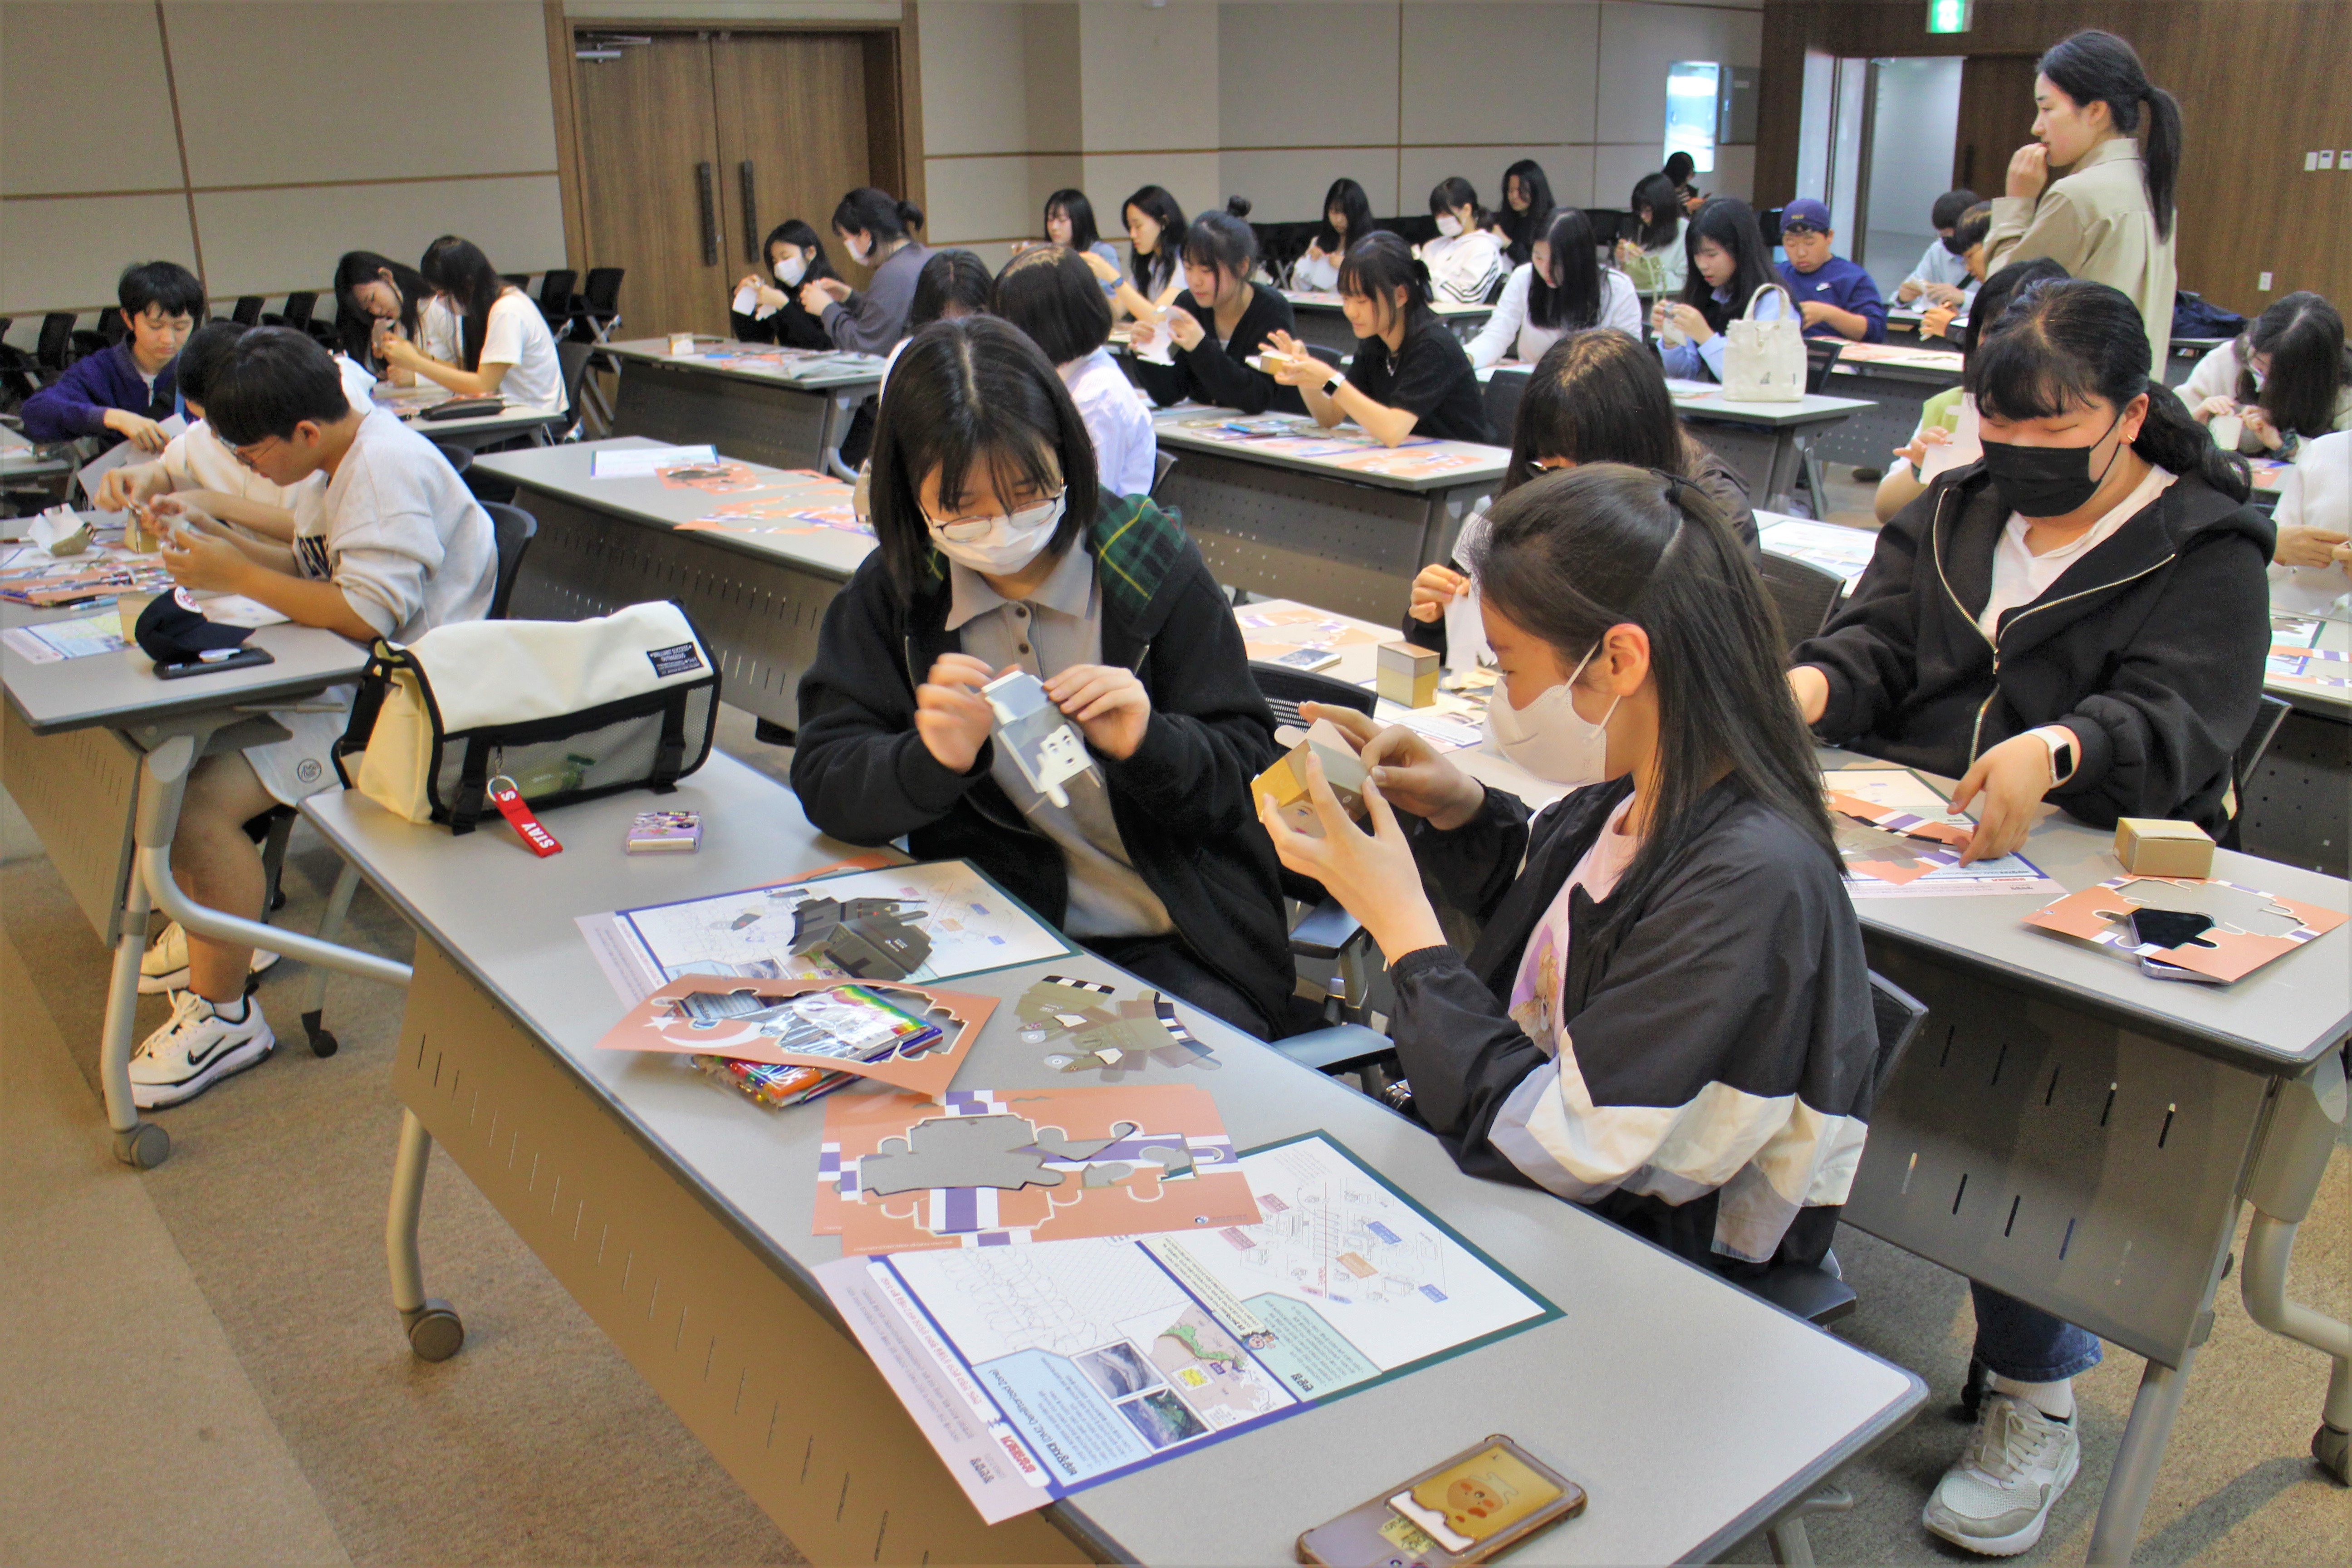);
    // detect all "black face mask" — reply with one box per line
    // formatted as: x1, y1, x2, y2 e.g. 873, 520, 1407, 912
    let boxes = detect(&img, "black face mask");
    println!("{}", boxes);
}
1979, 409, 2128, 518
